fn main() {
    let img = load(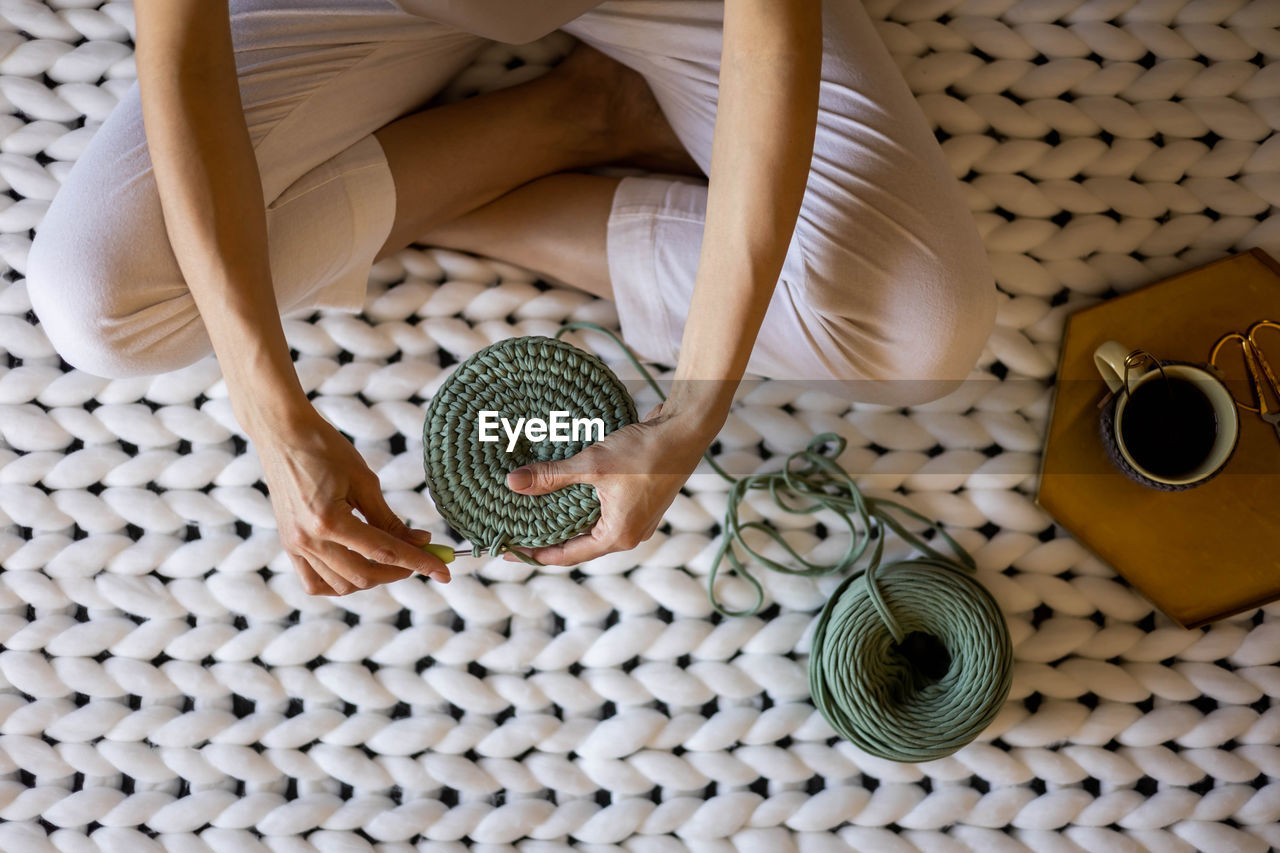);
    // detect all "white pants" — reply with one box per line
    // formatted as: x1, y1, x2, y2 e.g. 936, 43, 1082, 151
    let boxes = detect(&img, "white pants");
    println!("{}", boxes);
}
26, 0, 997, 405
